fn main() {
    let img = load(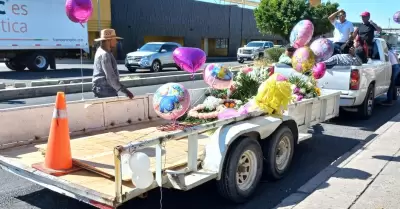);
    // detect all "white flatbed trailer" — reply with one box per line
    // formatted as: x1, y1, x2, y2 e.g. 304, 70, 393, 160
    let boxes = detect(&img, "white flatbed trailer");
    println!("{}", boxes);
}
0, 88, 340, 208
